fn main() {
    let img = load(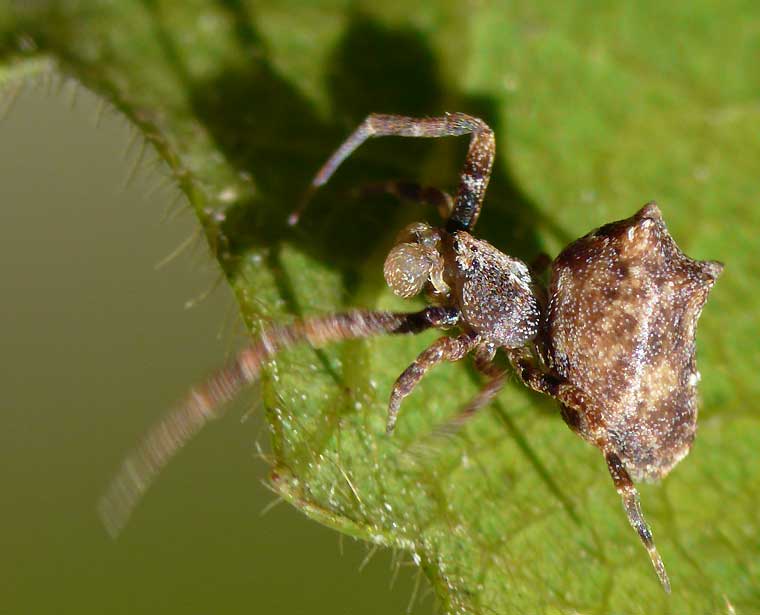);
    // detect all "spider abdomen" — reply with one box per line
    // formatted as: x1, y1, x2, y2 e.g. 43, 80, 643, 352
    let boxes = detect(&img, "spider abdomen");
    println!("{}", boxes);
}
544, 203, 722, 480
